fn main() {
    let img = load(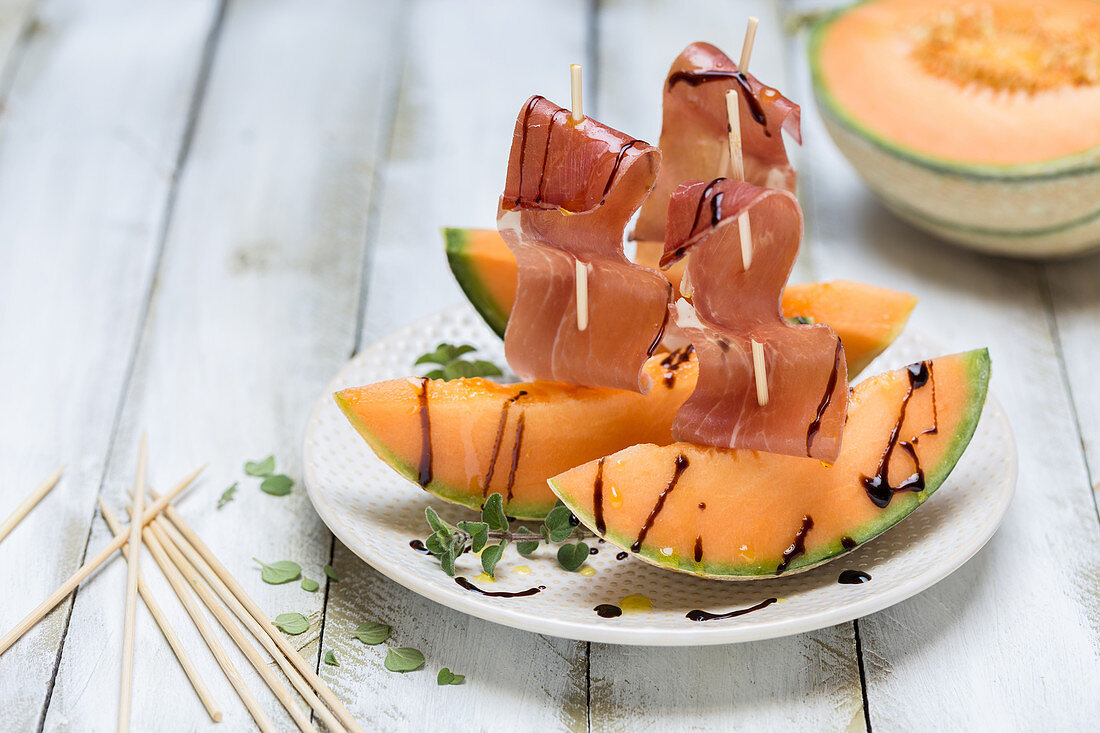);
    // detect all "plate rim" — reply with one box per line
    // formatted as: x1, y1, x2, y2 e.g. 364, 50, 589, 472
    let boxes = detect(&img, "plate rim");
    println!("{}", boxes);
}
303, 306, 1018, 646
